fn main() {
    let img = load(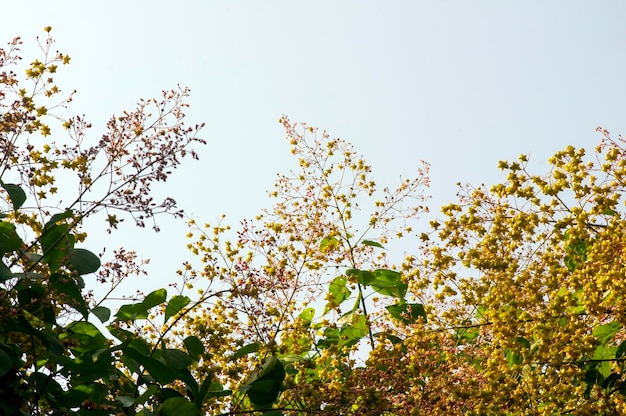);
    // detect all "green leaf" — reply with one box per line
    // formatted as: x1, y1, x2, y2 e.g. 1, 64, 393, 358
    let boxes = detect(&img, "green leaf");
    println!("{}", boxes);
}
324, 275, 351, 313
205, 389, 232, 399
197, 379, 231, 402
40, 223, 74, 271
123, 346, 176, 385
564, 237, 589, 272
602, 208, 618, 216
164, 295, 191, 322
135, 384, 159, 406
593, 321, 621, 347
183, 336, 204, 361
233, 342, 260, 361
386, 303, 427, 324
0, 349, 11, 376
92, 306, 111, 323
362, 239, 385, 249
11, 272, 42, 280
116, 395, 136, 407
66, 321, 108, 353
602, 373, 620, 389
16, 281, 56, 323
319, 236, 339, 252
1, 182, 27, 211
347, 268, 374, 285
339, 313, 368, 348
115, 289, 167, 322
0, 261, 12, 282
143, 288, 168, 310
69, 248, 101, 275
162, 349, 193, 371
159, 397, 200, 416
369, 269, 407, 299
240, 356, 285, 409
298, 307, 315, 325
456, 326, 479, 344
44, 210, 74, 230
50, 273, 88, 318
0, 222, 24, 254
63, 382, 108, 407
